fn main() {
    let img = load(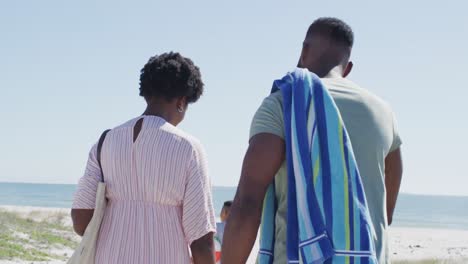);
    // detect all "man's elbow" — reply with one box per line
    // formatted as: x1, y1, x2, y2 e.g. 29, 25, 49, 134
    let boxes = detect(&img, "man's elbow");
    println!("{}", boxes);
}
235, 195, 264, 218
